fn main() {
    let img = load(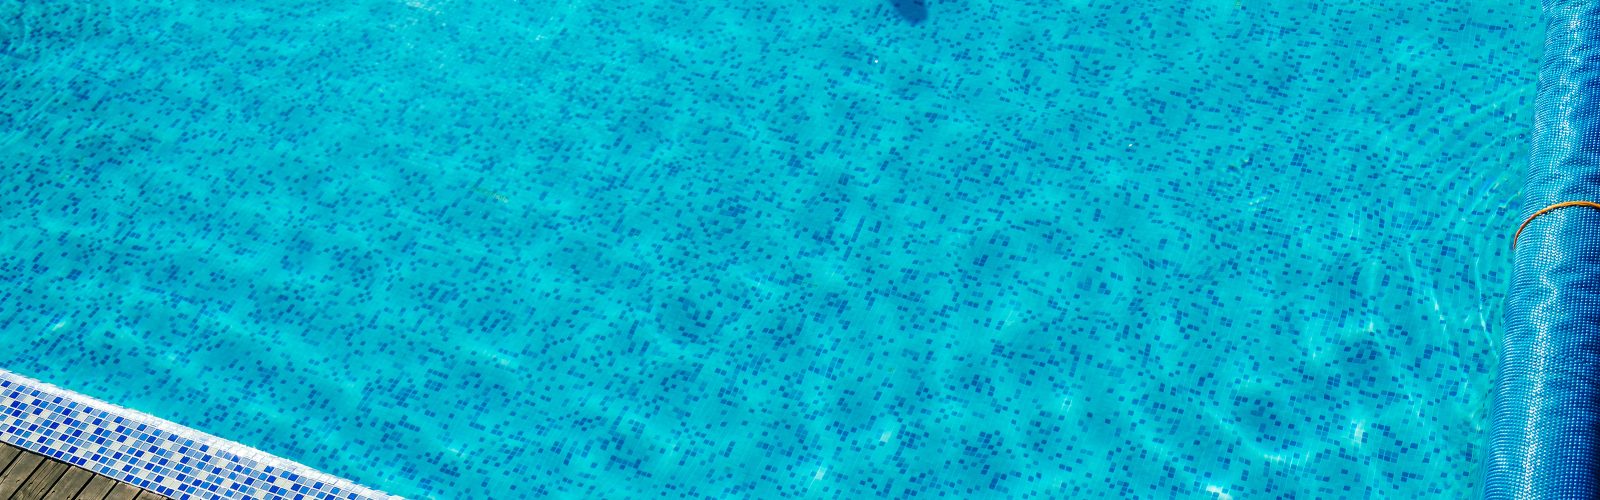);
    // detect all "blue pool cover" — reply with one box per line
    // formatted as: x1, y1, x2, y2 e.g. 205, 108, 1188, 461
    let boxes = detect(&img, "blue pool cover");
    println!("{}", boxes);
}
1485, 0, 1600, 497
